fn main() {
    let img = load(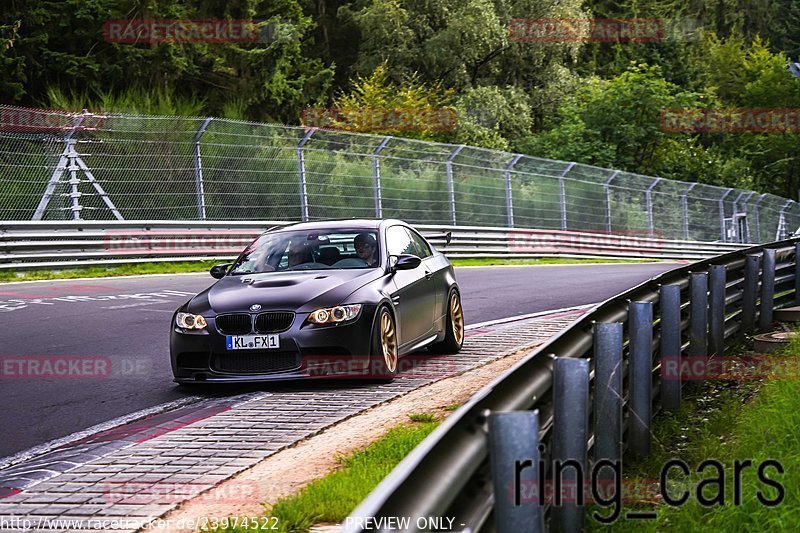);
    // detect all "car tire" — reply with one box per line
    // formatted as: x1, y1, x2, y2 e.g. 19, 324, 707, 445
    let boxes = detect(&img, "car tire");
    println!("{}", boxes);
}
429, 289, 465, 354
368, 306, 398, 382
